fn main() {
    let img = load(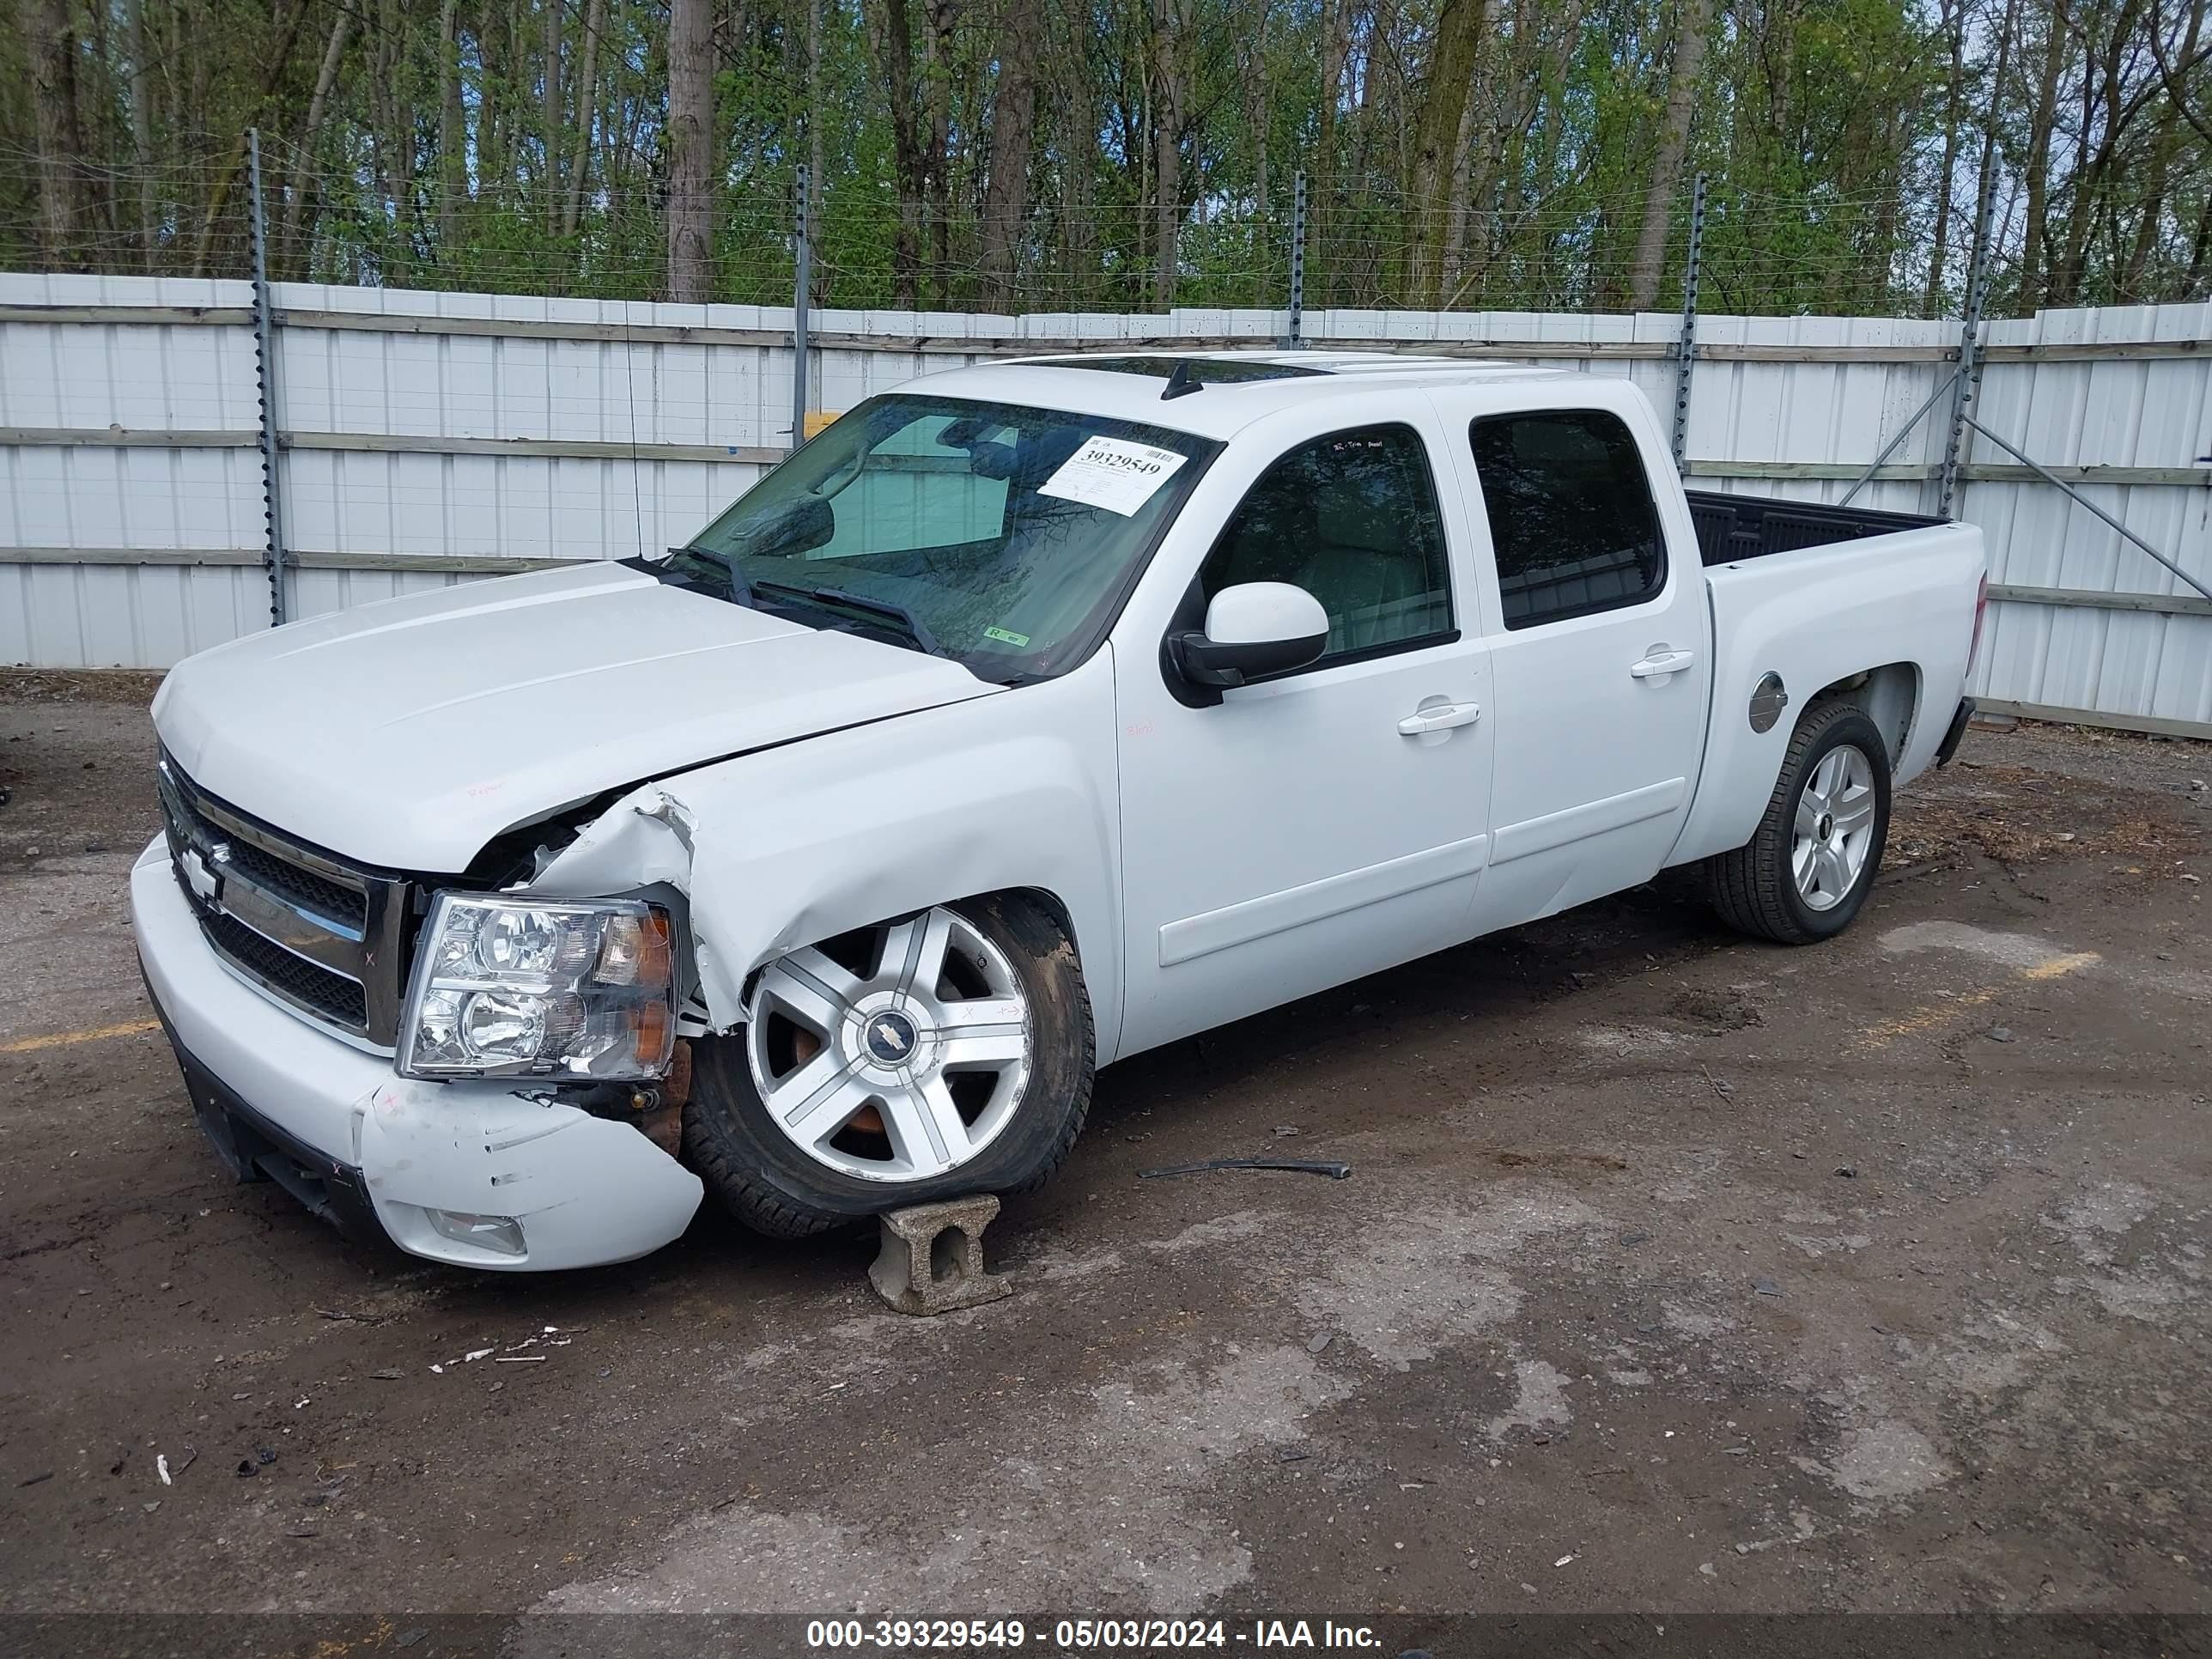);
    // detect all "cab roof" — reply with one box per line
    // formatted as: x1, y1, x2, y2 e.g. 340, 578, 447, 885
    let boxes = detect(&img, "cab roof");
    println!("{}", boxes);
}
902, 349, 1575, 442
